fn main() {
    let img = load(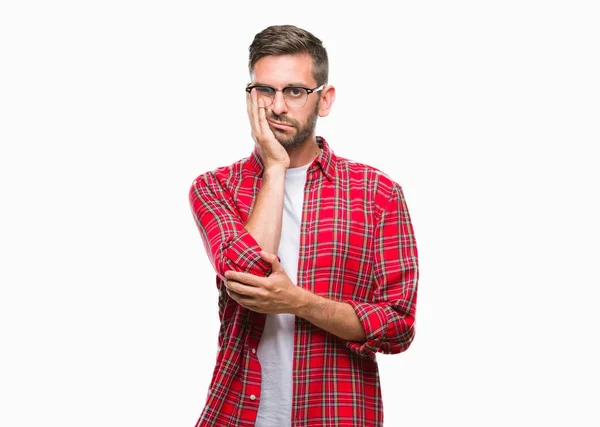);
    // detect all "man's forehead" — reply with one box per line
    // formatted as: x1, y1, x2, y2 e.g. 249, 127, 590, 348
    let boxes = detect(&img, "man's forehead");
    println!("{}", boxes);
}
250, 53, 315, 86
